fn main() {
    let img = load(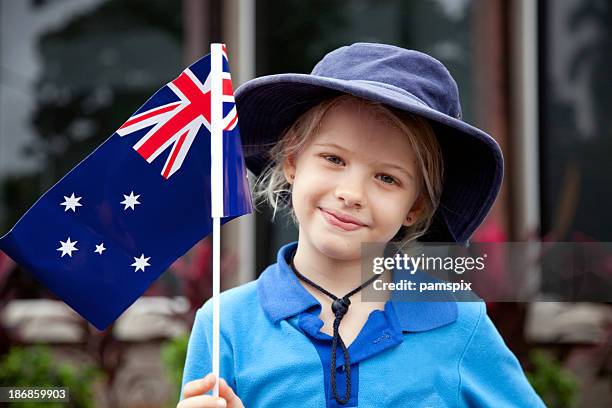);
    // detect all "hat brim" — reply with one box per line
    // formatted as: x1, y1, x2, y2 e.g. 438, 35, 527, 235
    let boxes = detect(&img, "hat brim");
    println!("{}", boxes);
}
235, 74, 503, 243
